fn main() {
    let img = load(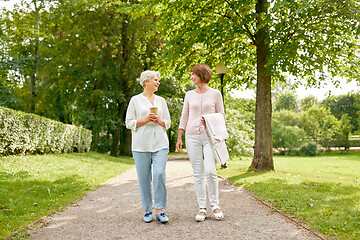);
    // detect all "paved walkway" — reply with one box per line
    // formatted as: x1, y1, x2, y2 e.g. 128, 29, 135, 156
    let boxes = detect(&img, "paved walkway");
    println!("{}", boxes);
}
29, 155, 325, 240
